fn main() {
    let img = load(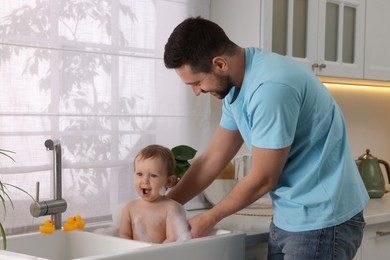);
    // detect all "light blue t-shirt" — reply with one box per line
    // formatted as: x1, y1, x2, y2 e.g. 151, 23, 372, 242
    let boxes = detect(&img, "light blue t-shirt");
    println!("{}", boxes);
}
221, 48, 369, 232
